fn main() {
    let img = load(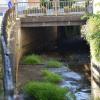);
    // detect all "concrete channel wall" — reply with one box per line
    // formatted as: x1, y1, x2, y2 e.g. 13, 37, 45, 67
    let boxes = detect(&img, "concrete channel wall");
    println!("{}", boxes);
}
20, 26, 57, 55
